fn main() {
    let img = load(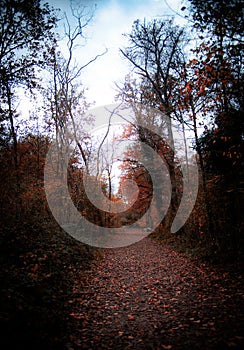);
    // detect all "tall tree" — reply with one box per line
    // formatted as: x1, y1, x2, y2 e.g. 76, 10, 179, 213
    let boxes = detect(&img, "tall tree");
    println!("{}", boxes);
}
184, 0, 244, 253
186, 0, 244, 117
120, 19, 187, 234
0, 0, 57, 168
44, 2, 107, 174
